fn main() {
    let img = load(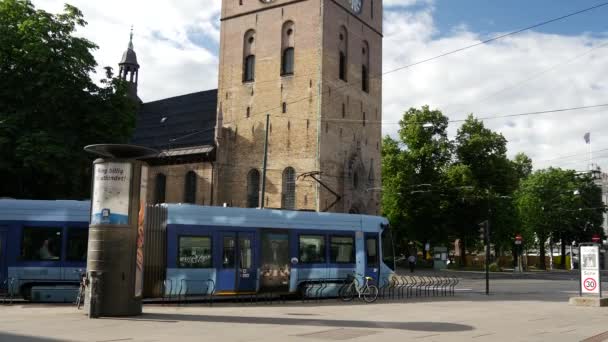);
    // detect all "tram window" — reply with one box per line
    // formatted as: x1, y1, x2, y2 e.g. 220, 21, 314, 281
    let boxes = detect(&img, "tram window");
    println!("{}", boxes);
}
178, 236, 212, 268
299, 235, 326, 264
21, 227, 62, 261
330, 236, 354, 263
66, 229, 88, 262
239, 237, 252, 269
222, 236, 236, 268
381, 228, 396, 271
366, 237, 378, 265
